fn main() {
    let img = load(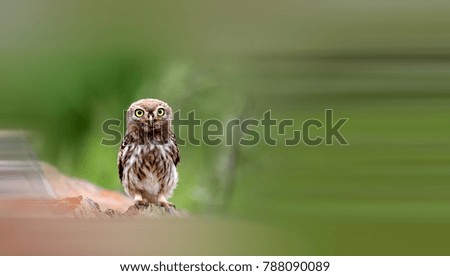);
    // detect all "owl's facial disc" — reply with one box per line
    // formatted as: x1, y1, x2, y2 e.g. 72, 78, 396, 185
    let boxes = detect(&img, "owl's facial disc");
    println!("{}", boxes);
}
146, 106, 168, 129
